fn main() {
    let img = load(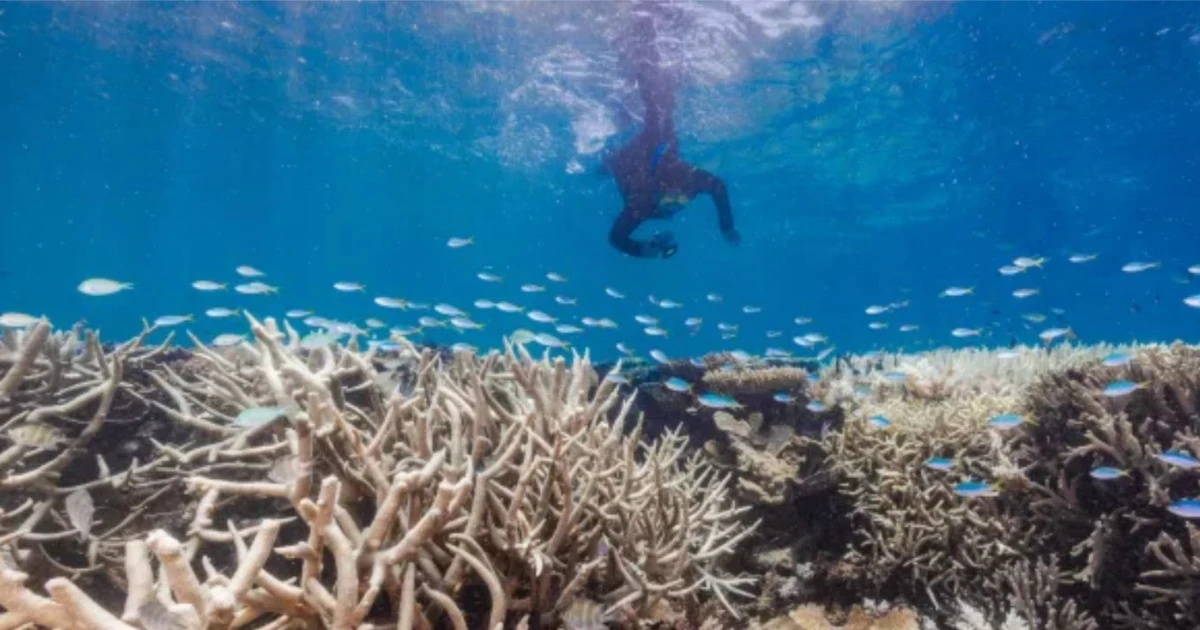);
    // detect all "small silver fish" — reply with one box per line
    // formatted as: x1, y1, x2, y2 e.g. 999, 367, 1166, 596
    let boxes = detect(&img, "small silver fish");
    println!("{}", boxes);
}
212, 333, 245, 347
450, 318, 484, 330
616, 342, 634, 355
418, 317, 444, 328
474, 299, 495, 310
533, 333, 568, 348
649, 349, 669, 364
951, 328, 981, 338
794, 317, 813, 325
153, 314, 193, 327
1038, 327, 1072, 343
191, 280, 226, 291
235, 406, 287, 428
868, 322, 888, 330
205, 308, 240, 318
1068, 253, 1097, 264
546, 272, 567, 282
555, 296, 577, 305
998, 265, 1025, 276
447, 236, 474, 248
333, 281, 365, 292
235, 265, 265, 277
374, 297, 408, 309
605, 287, 625, 299
685, 317, 703, 327
435, 304, 466, 317
1022, 313, 1047, 323
286, 309, 313, 318
365, 318, 386, 329
706, 293, 723, 302
477, 272, 503, 282
596, 318, 618, 329
899, 324, 919, 332
1013, 256, 1044, 269
0, 312, 40, 328
742, 305, 762, 314
657, 299, 682, 309
78, 278, 133, 296
865, 305, 890, 315
940, 286, 974, 297
644, 326, 668, 337
555, 324, 583, 334
634, 315, 659, 325
527, 310, 556, 323
1121, 261, 1160, 273
235, 281, 278, 295
496, 302, 523, 313
267, 455, 300, 484
8, 423, 64, 448
510, 329, 536, 345
1012, 288, 1040, 299
521, 284, 546, 293
64, 488, 95, 539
